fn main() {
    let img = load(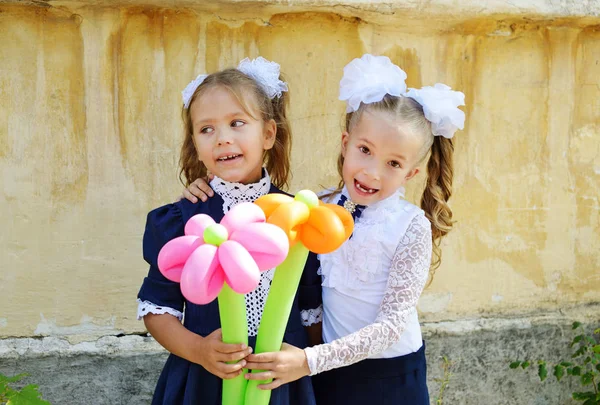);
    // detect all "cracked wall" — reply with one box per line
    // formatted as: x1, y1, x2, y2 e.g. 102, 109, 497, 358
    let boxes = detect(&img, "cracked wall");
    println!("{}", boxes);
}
0, 3, 598, 342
